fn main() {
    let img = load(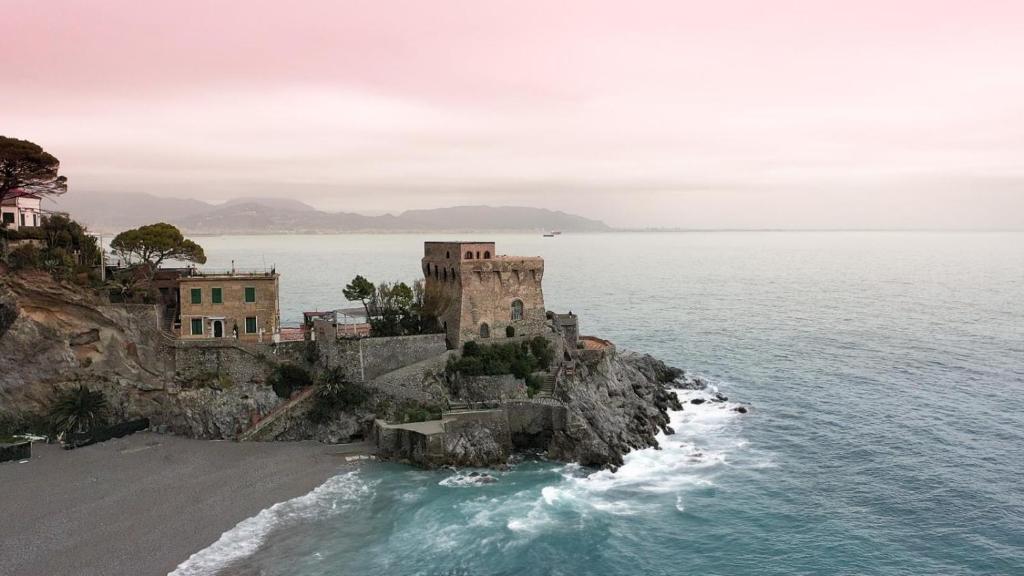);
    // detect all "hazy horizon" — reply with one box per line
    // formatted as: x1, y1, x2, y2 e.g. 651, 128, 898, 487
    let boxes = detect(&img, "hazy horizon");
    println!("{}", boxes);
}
5, 0, 1024, 229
